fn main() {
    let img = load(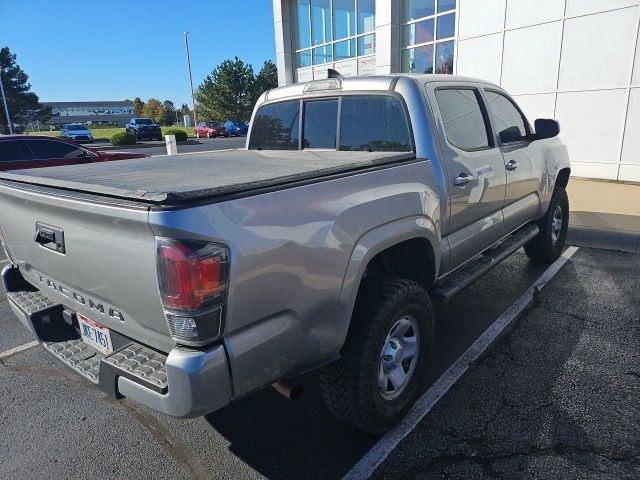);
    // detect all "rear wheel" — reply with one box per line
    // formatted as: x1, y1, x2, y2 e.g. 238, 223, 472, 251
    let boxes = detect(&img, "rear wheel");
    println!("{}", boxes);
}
319, 276, 434, 435
524, 186, 569, 262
